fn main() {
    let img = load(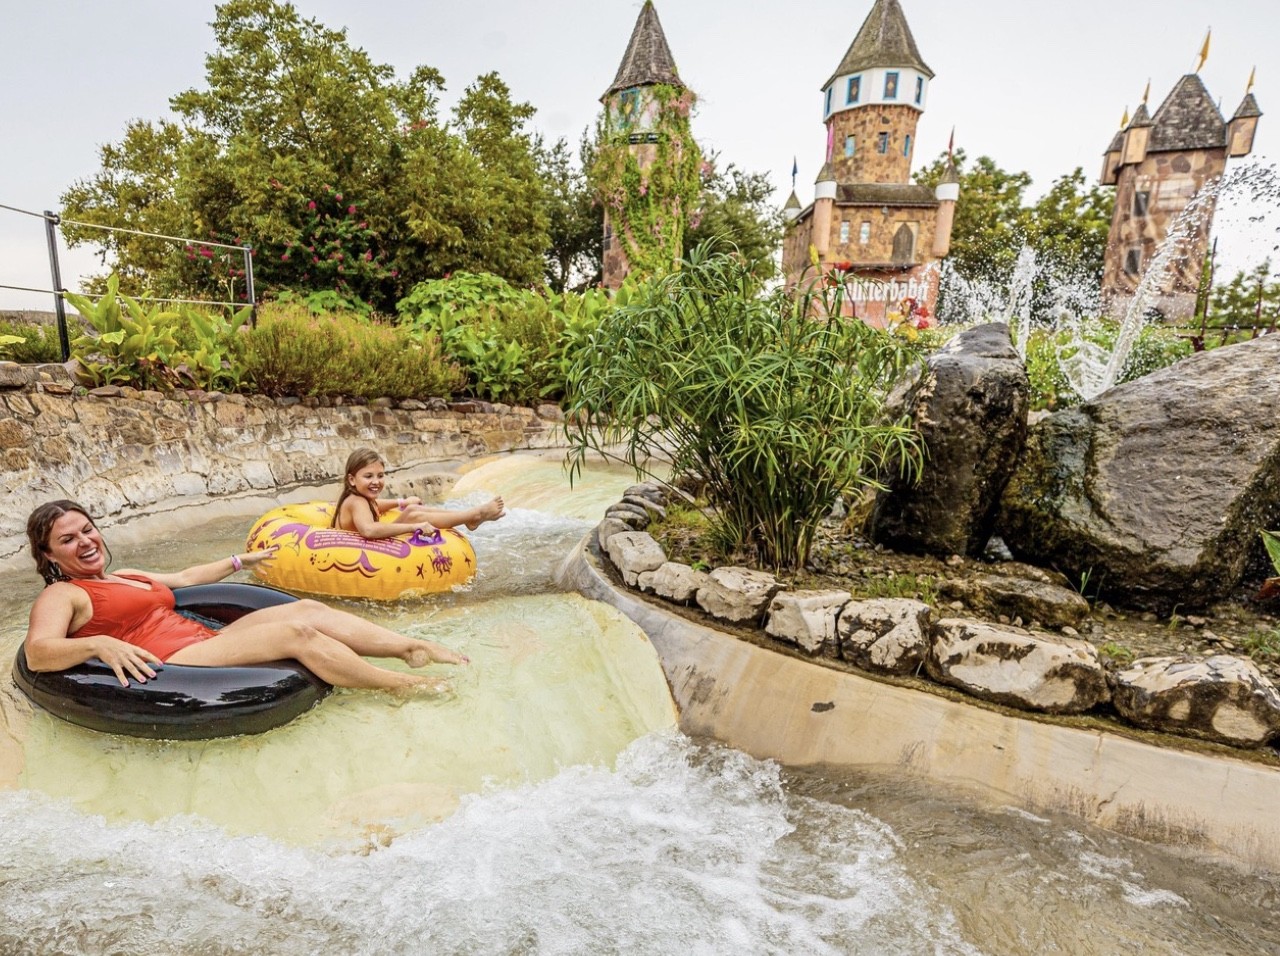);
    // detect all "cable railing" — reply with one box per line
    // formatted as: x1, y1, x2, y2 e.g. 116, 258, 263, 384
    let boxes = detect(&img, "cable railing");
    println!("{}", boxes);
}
0, 203, 256, 361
